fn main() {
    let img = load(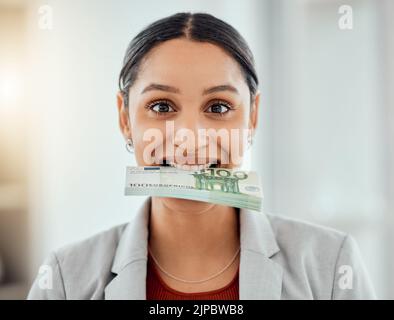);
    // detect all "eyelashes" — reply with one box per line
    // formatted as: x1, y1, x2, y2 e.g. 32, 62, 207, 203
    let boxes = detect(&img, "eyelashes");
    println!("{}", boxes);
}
145, 99, 235, 117
145, 99, 176, 115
